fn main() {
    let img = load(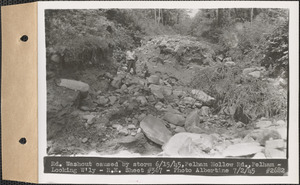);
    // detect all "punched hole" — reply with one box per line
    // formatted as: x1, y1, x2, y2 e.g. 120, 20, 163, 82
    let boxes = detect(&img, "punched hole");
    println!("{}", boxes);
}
19, 137, 27, 144
20, 35, 28, 42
